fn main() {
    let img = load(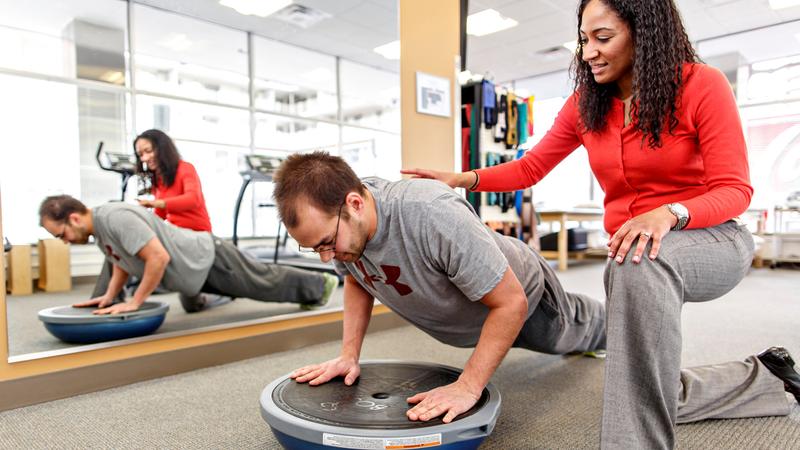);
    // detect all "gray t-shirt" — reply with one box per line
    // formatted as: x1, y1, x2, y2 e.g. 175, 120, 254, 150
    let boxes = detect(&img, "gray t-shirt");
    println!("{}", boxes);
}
335, 177, 546, 348
93, 203, 215, 296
